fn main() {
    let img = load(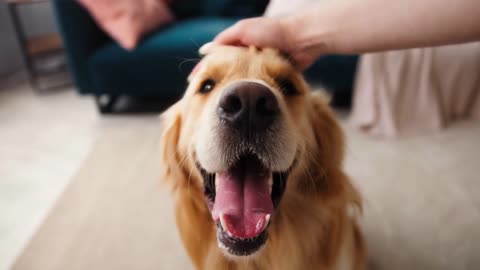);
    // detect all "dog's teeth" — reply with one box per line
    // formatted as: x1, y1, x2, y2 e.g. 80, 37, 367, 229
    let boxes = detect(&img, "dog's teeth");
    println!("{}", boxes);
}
257, 214, 271, 232
265, 214, 271, 229
219, 213, 234, 237
219, 213, 227, 231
